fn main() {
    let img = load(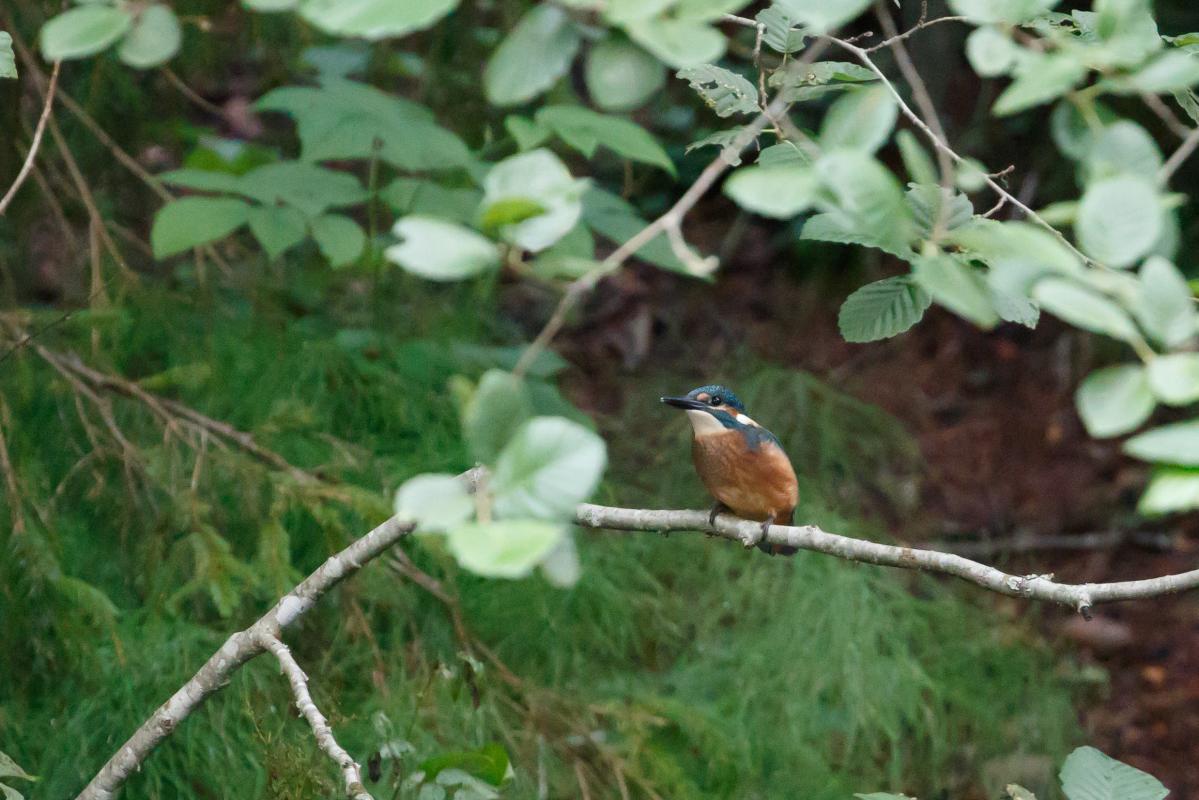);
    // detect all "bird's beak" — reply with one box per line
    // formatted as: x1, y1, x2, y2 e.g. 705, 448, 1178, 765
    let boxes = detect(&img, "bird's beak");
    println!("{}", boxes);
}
660, 396, 707, 411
